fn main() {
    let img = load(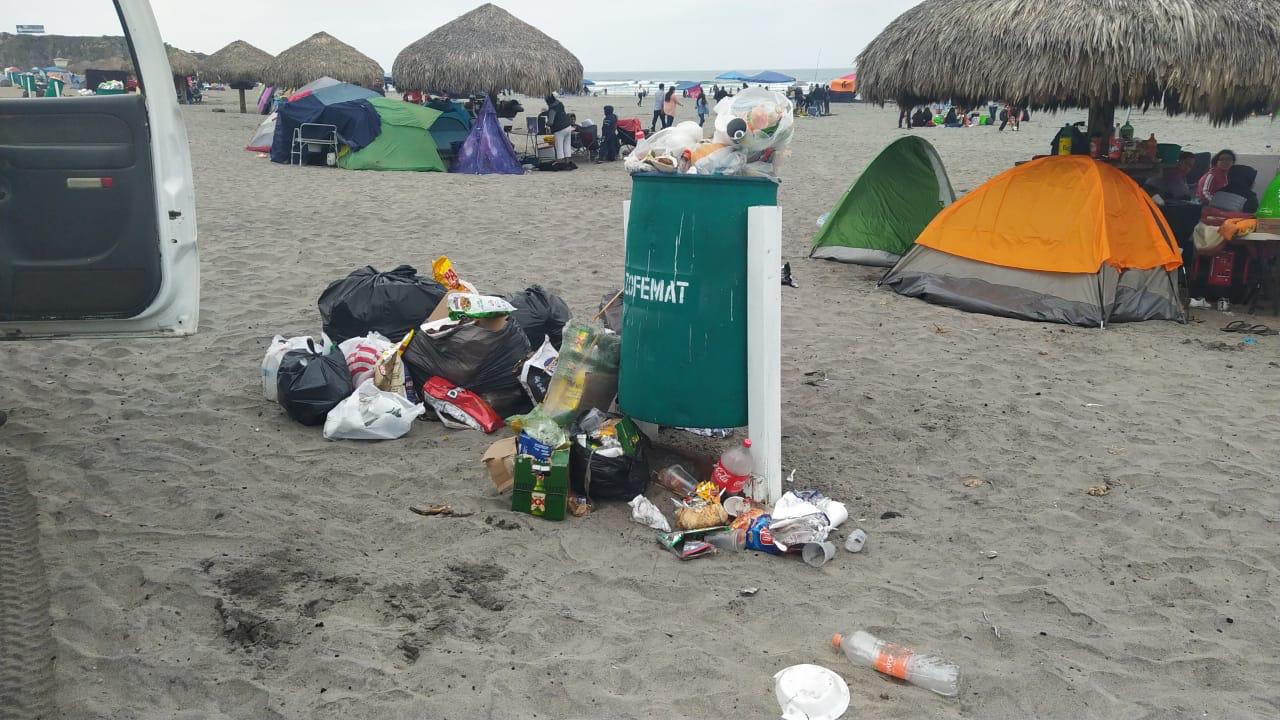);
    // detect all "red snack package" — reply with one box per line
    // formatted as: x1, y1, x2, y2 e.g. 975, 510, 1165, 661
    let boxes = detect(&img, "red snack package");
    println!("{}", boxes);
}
421, 376, 502, 433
